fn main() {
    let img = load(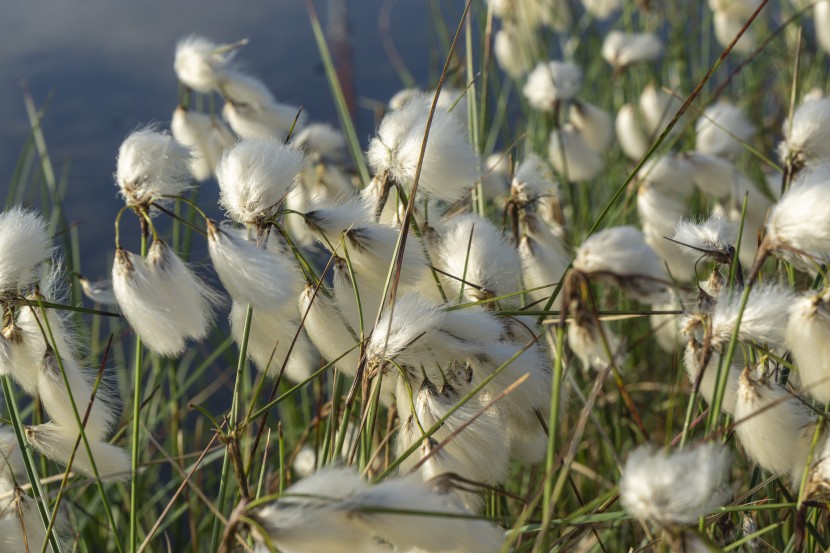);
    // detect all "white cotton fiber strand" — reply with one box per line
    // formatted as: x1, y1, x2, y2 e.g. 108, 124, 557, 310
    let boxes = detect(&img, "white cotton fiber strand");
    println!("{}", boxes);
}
766, 173, 830, 270
174, 35, 236, 93
695, 101, 755, 158
548, 125, 603, 182
710, 283, 793, 349
785, 292, 830, 403
523, 61, 583, 110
